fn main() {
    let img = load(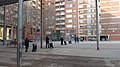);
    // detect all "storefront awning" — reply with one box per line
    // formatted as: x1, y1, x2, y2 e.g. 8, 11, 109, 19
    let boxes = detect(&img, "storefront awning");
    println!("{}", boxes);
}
0, 0, 29, 6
